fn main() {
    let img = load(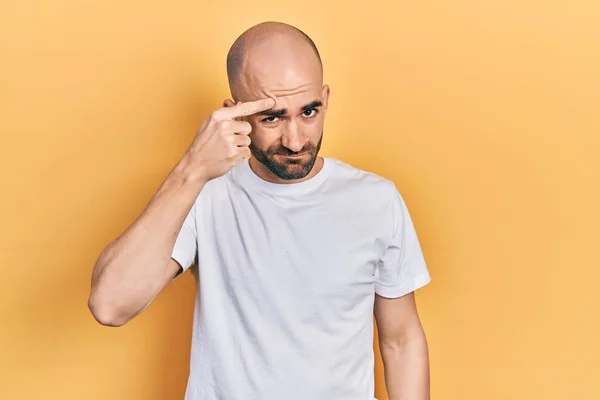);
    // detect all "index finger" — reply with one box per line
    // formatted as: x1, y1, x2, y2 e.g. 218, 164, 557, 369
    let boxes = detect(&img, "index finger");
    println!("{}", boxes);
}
216, 97, 276, 120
